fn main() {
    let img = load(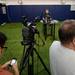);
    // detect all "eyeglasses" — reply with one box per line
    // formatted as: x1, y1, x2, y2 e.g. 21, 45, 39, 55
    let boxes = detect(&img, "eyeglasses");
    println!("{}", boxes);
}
1, 46, 8, 50
0, 46, 8, 54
